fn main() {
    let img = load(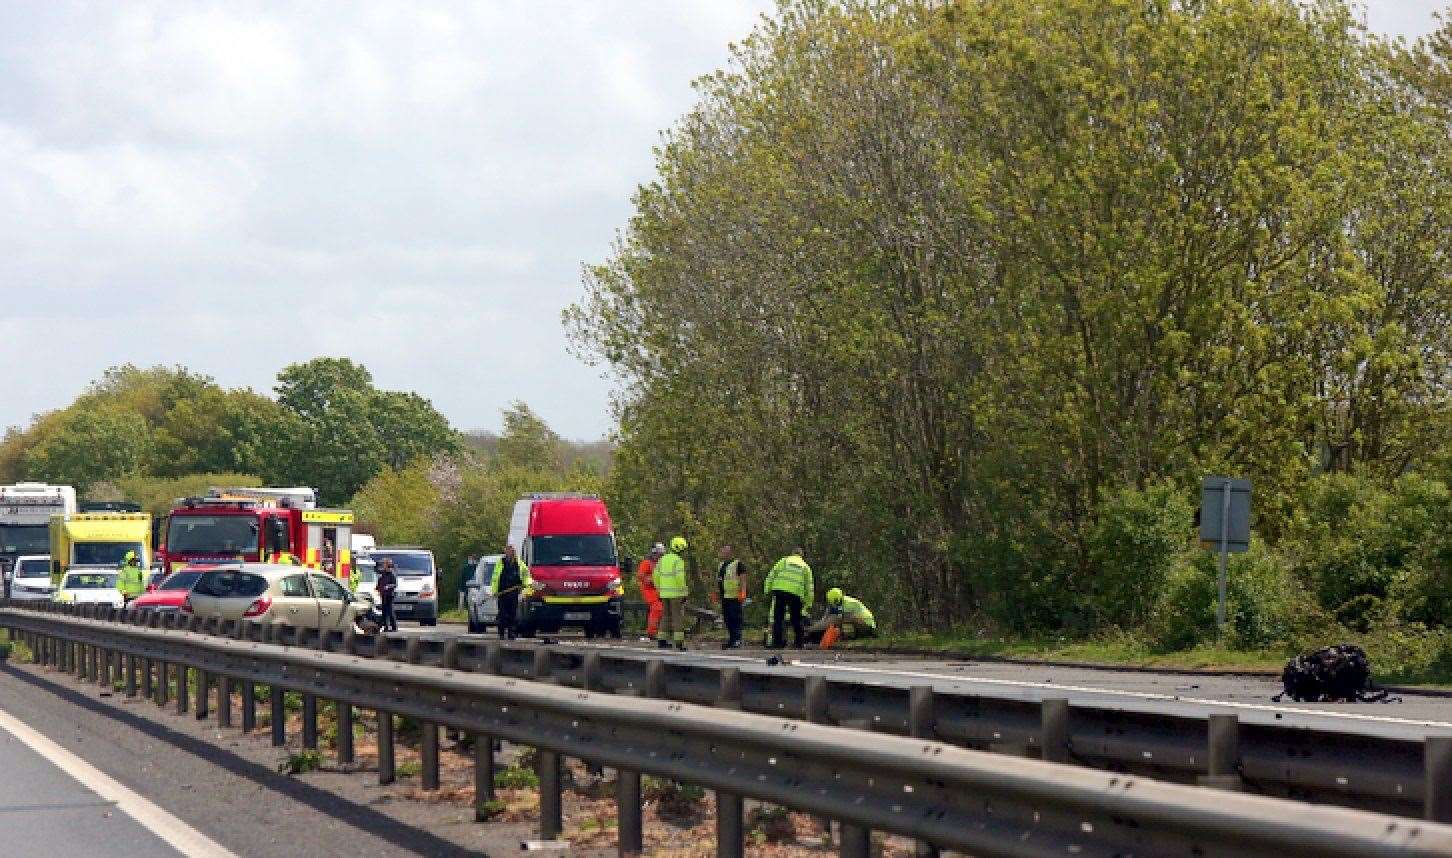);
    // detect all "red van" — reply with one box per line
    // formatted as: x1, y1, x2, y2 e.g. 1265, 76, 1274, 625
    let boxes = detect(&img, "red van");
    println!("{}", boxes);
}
509, 493, 624, 638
